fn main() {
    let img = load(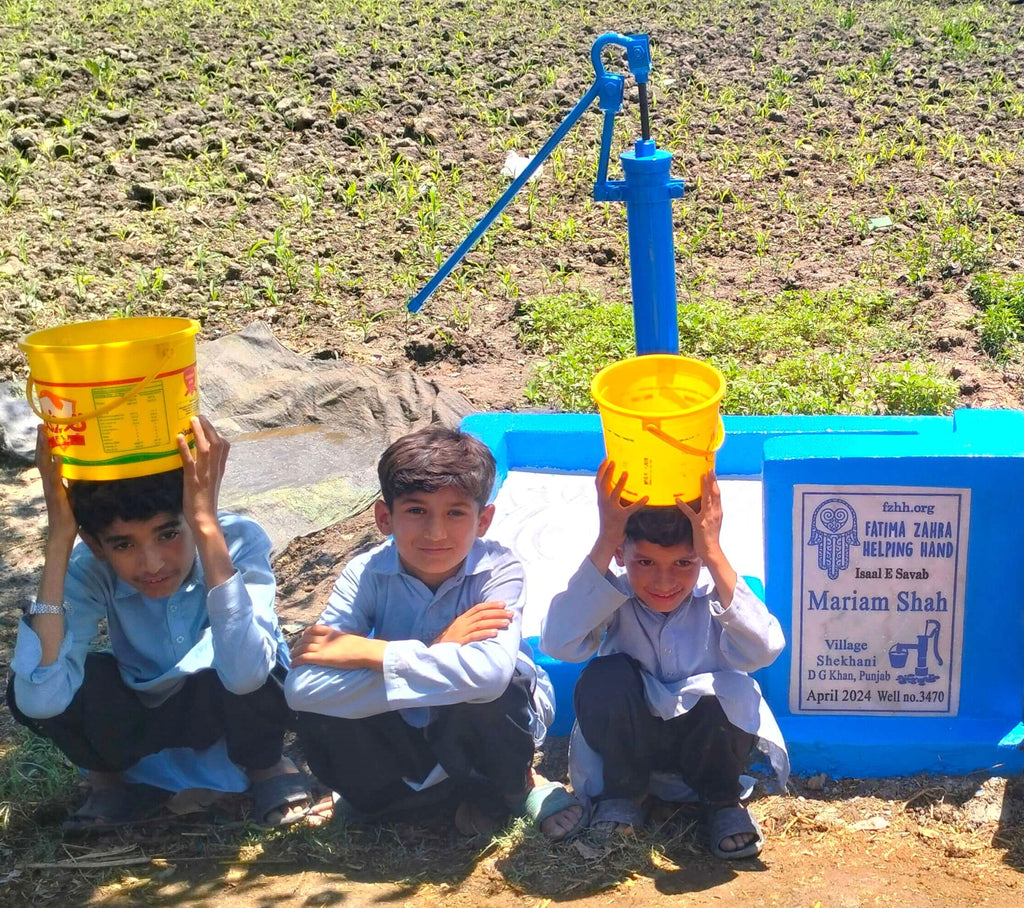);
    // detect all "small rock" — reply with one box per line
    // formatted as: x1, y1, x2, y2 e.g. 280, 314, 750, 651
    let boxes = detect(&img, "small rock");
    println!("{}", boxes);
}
932, 333, 966, 352
397, 100, 424, 117
168, 135, 200, 158
274, 96, 302, 114
849, 815, 890, 832
806, 772, 830, 791
10, 129, 36, 153
964, 778, 1006, 827
509, 107, 532, 127
405, 115, 444, 145
127, 183, 164, 208
286, 107, 317, 130
100, 107, 130, 125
